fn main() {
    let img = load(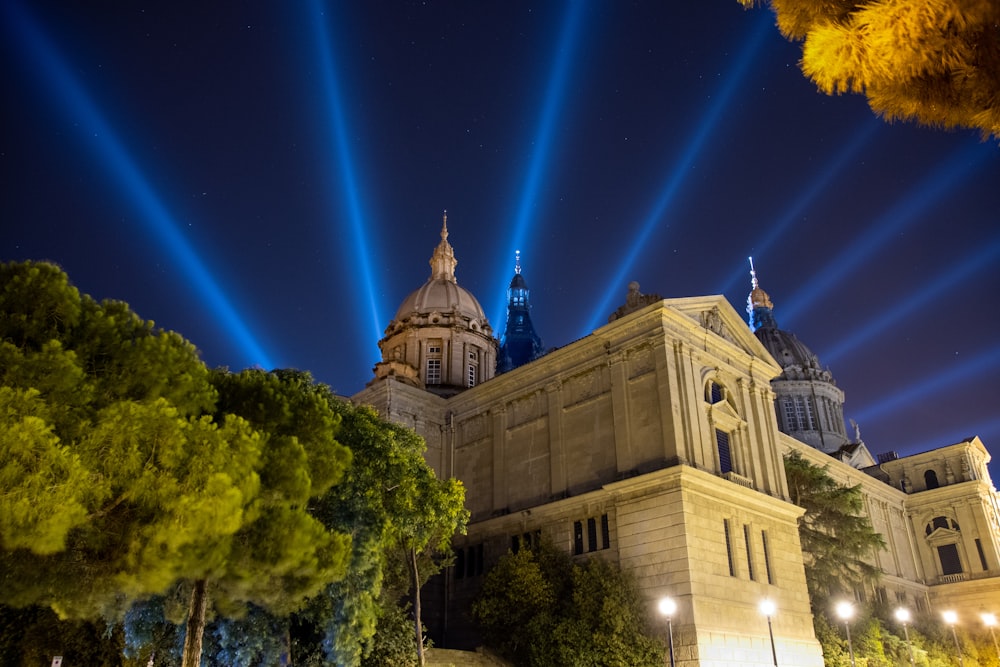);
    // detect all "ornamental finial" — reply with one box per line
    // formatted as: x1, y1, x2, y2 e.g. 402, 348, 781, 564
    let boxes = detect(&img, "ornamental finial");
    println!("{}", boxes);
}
515, 249, 522, 275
